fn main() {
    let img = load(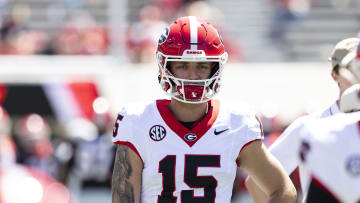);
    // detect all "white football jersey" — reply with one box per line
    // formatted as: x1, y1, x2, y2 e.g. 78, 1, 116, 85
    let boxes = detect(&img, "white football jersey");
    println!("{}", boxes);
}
300, 112, 360, 203
112, 99, 263, 203
269, 102, 340, 196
